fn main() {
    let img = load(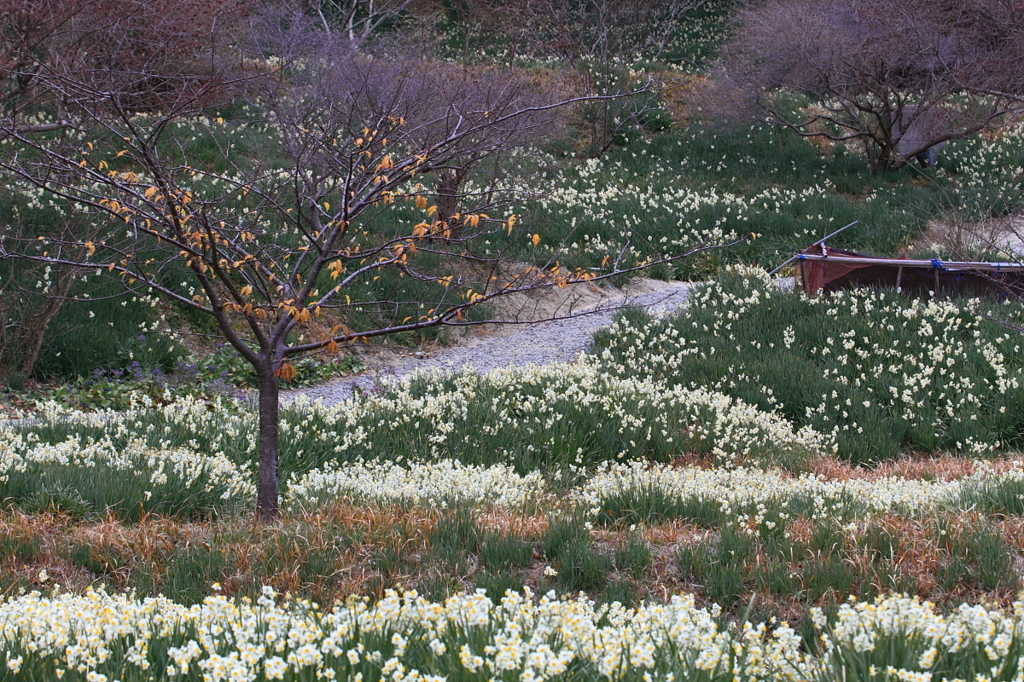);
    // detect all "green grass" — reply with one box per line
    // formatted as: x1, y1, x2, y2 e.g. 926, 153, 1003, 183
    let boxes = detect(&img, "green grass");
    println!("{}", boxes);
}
954, 475, 1024, 516
0, 530, 41, 563
2, 269, 185, 383
542, 515, 613, 593
614, 533, 652, 579
675, 528, 752, 607
596, 485, 727, 527
0, 456, 243, 523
